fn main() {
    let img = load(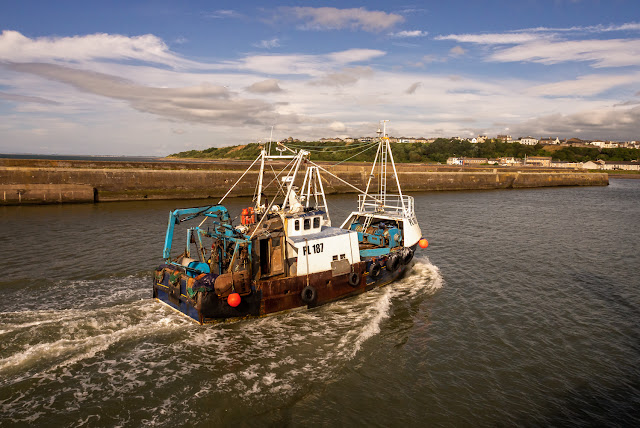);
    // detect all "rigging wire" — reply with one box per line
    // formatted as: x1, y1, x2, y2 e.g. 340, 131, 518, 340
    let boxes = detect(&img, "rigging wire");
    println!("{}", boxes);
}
323, 141, 380, 168
286, 140, 378, 152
